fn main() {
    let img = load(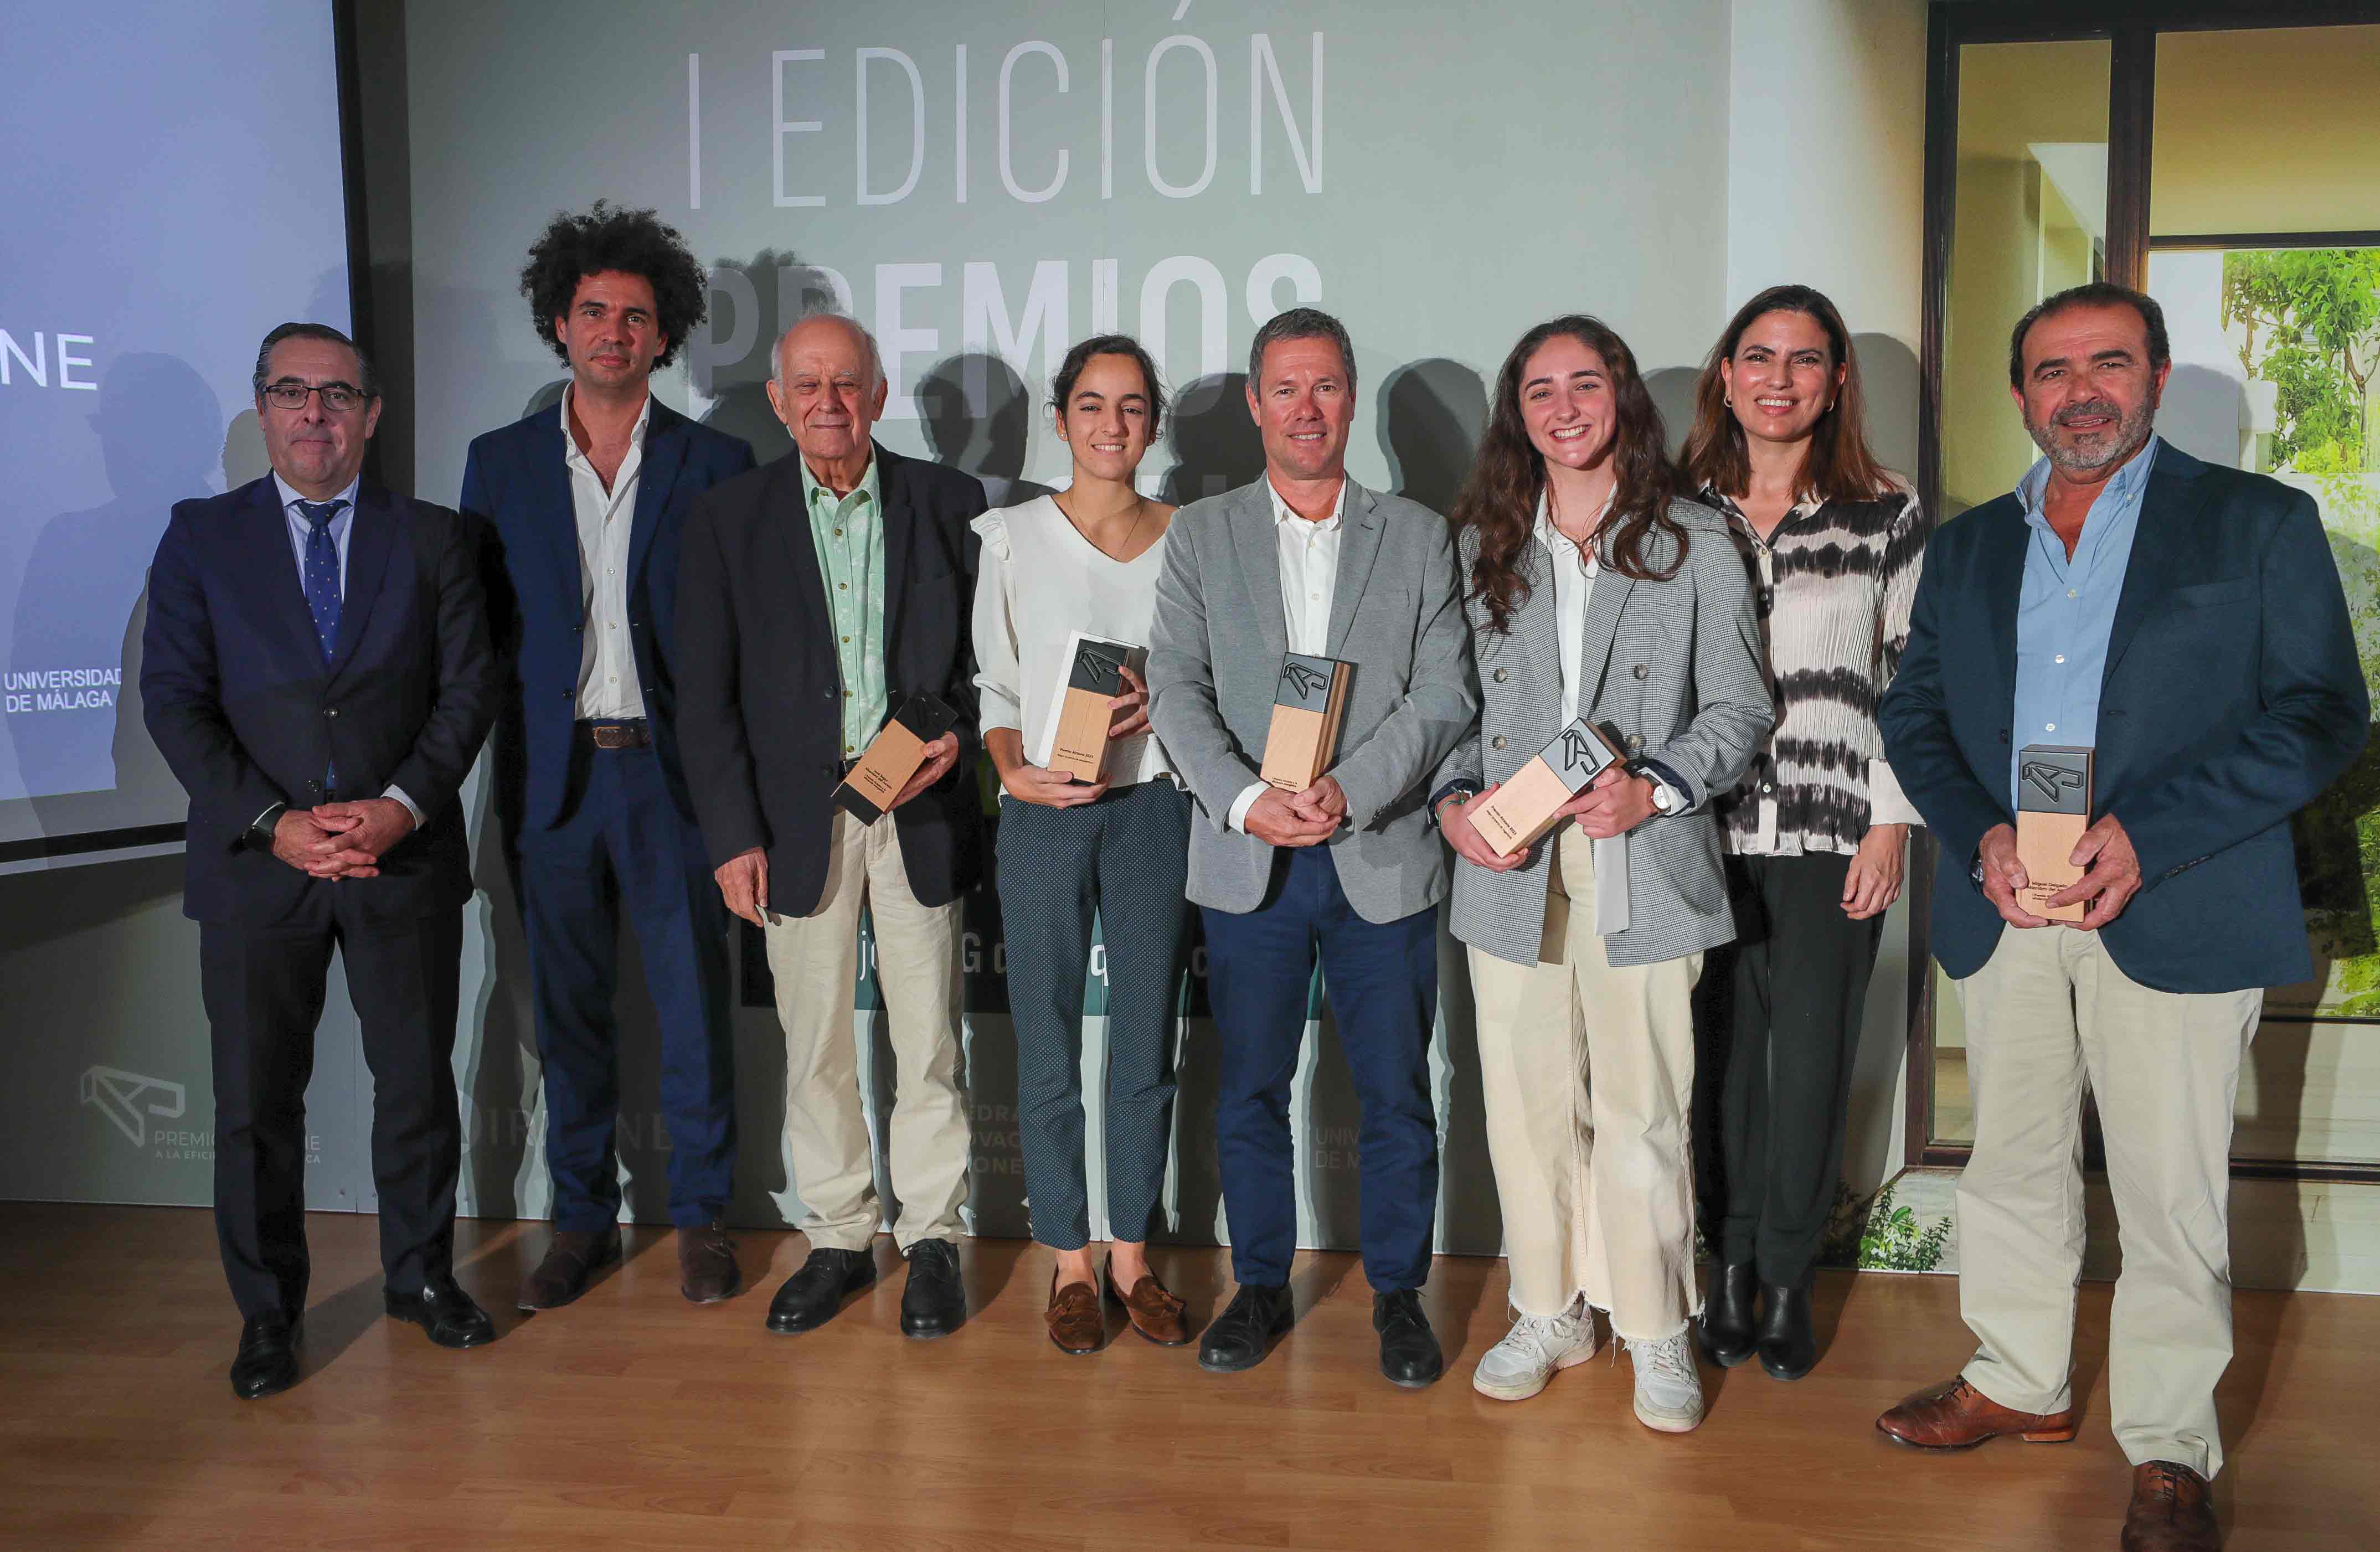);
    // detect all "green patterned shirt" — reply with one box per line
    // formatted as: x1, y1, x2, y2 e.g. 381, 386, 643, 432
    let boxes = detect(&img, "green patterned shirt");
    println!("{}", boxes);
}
801, 455, 888, 755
